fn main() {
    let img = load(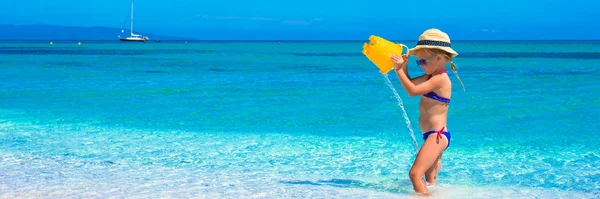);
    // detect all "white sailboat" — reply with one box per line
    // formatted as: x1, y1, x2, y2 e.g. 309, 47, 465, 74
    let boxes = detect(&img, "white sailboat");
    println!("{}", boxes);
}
119, 2, 149, 42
